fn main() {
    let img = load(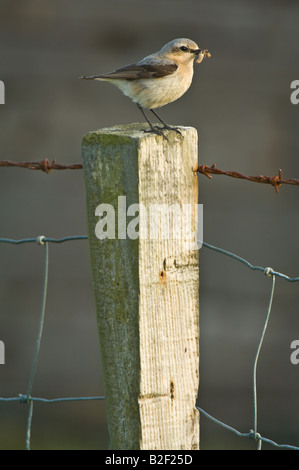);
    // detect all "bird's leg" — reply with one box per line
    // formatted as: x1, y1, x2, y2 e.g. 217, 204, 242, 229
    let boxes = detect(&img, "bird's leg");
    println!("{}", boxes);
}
137, 104, 168, 140
150, 109, 182, 135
